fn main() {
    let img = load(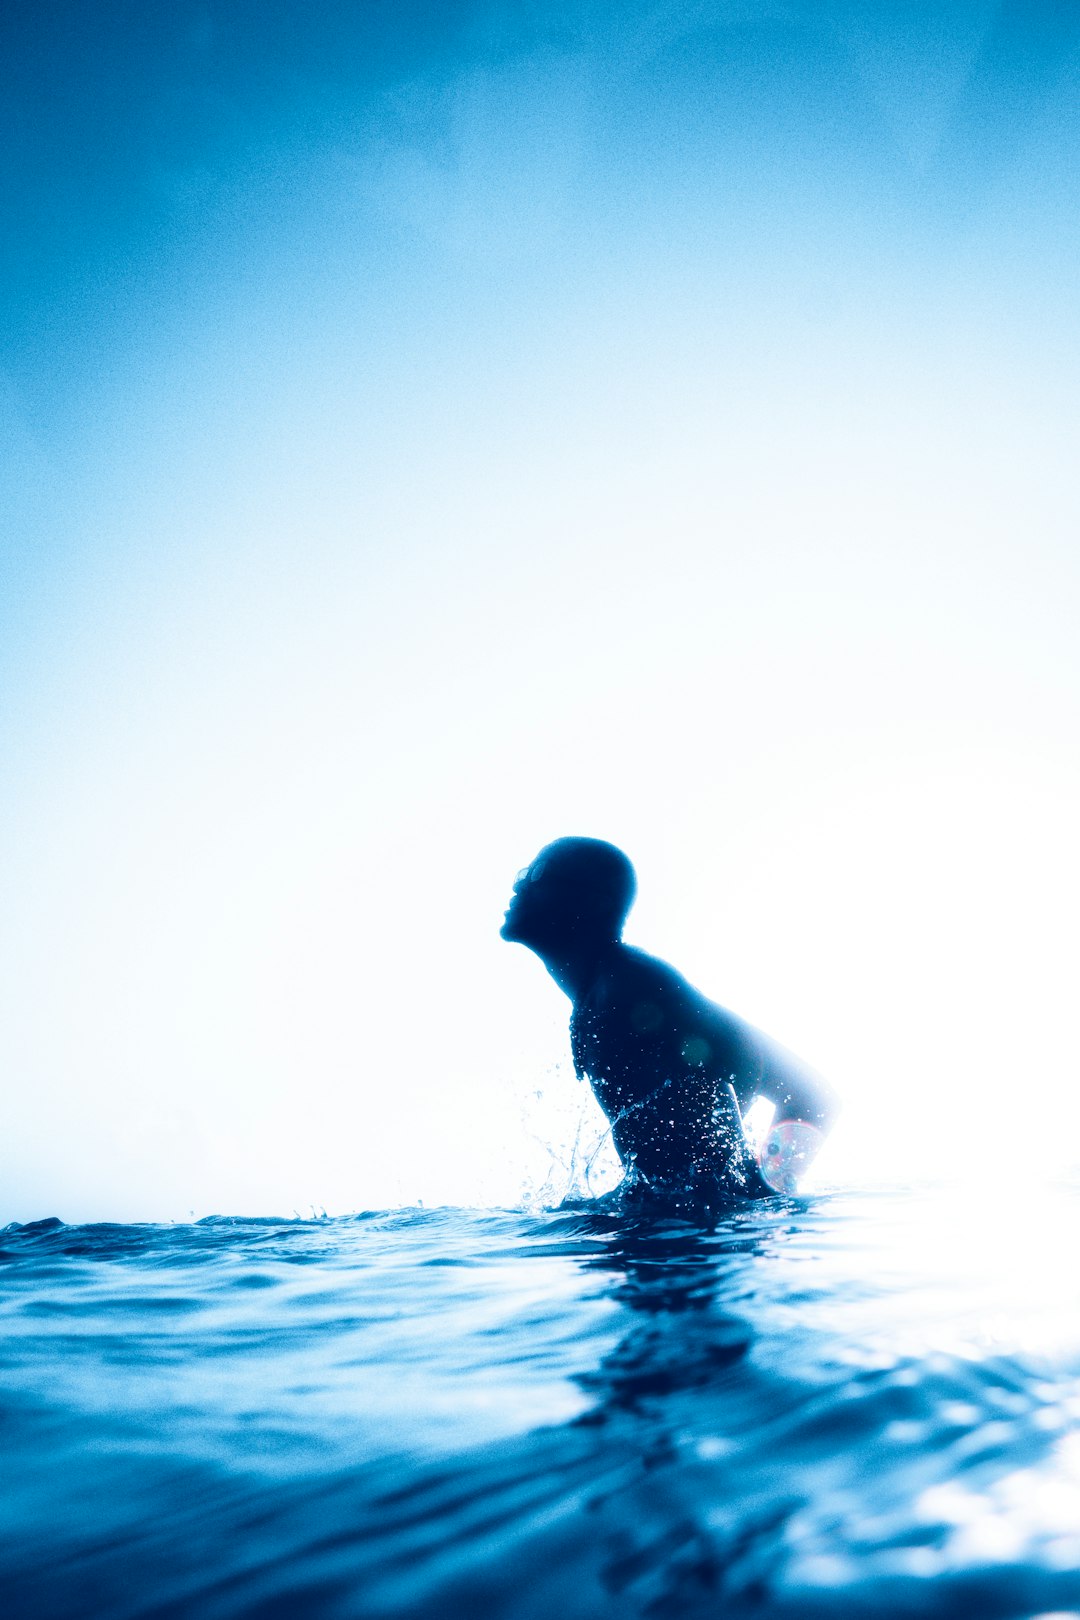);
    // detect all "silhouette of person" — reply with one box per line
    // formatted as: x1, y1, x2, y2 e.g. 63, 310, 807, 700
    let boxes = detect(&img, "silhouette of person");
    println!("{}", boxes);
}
501, 837, 837, 1201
